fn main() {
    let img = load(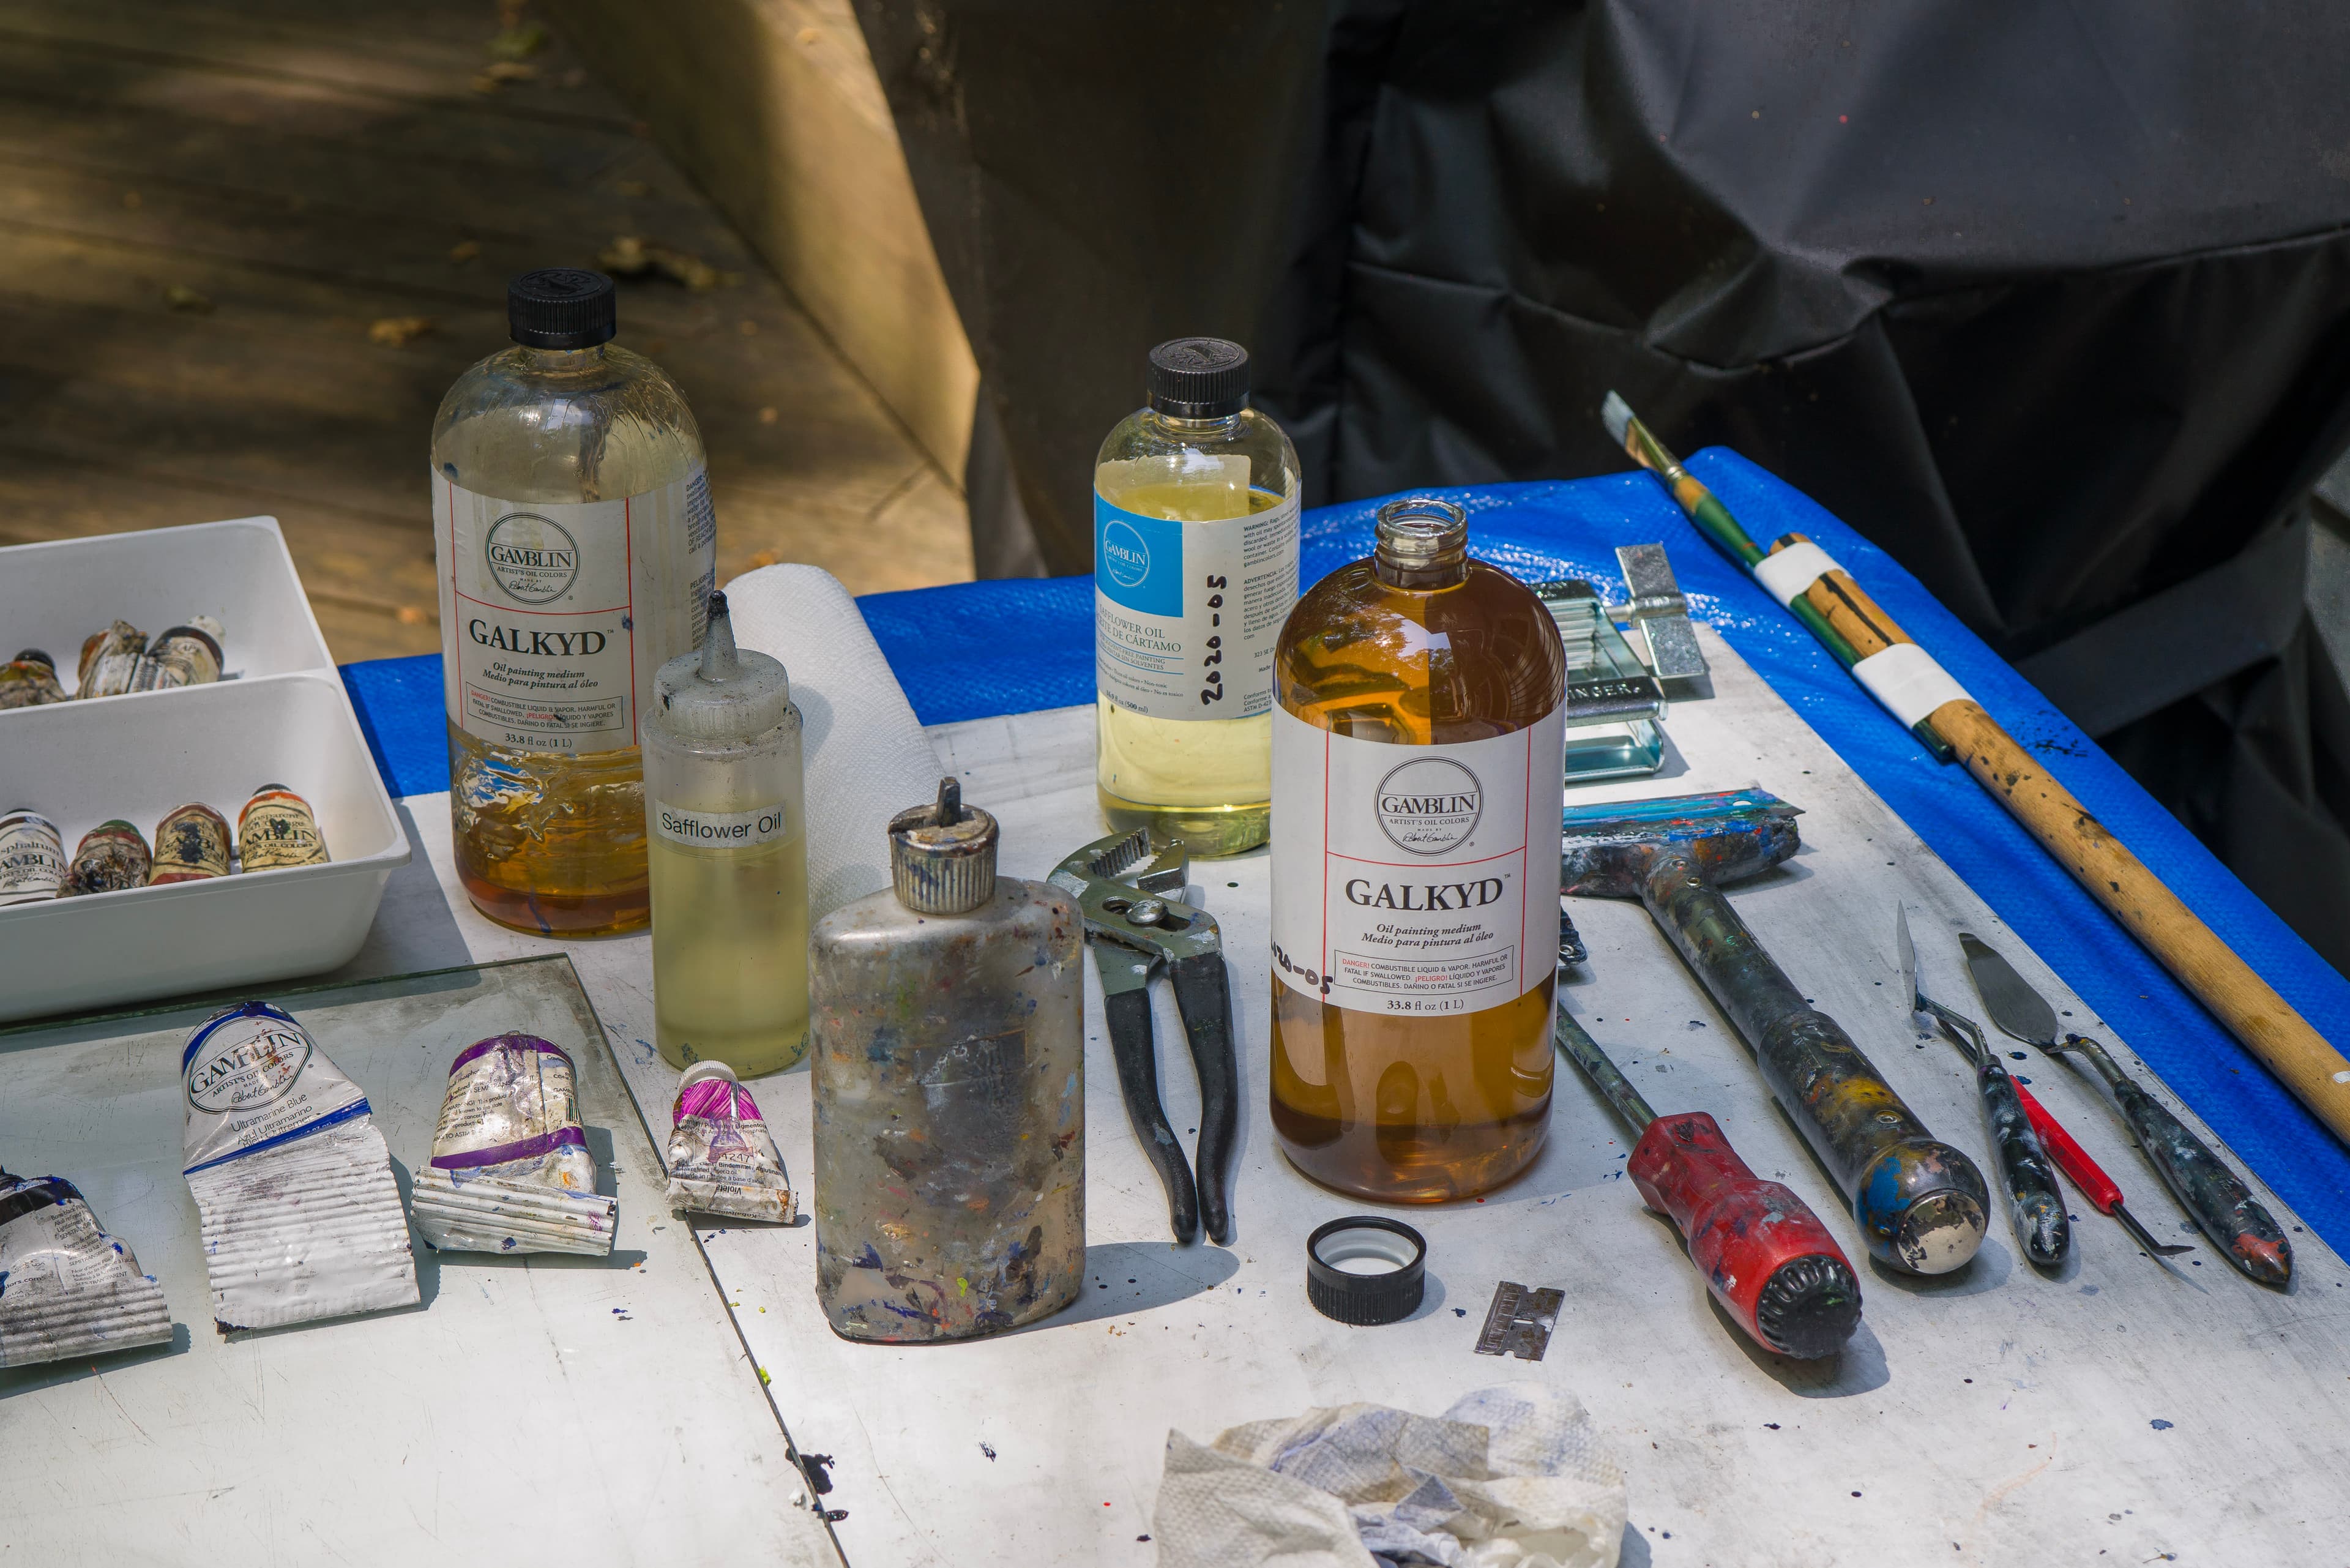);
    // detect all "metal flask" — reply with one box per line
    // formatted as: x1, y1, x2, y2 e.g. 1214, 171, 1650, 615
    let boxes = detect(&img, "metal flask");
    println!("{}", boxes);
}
809, 780, 1084, 1342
